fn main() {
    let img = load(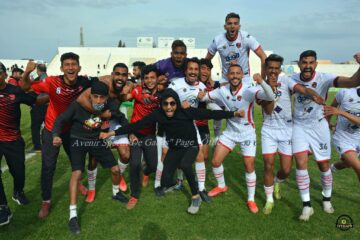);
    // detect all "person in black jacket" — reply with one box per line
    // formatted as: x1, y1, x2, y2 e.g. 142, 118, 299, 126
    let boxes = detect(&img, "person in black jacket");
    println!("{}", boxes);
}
100, 88, 244, 214
52, 81, 128, 235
